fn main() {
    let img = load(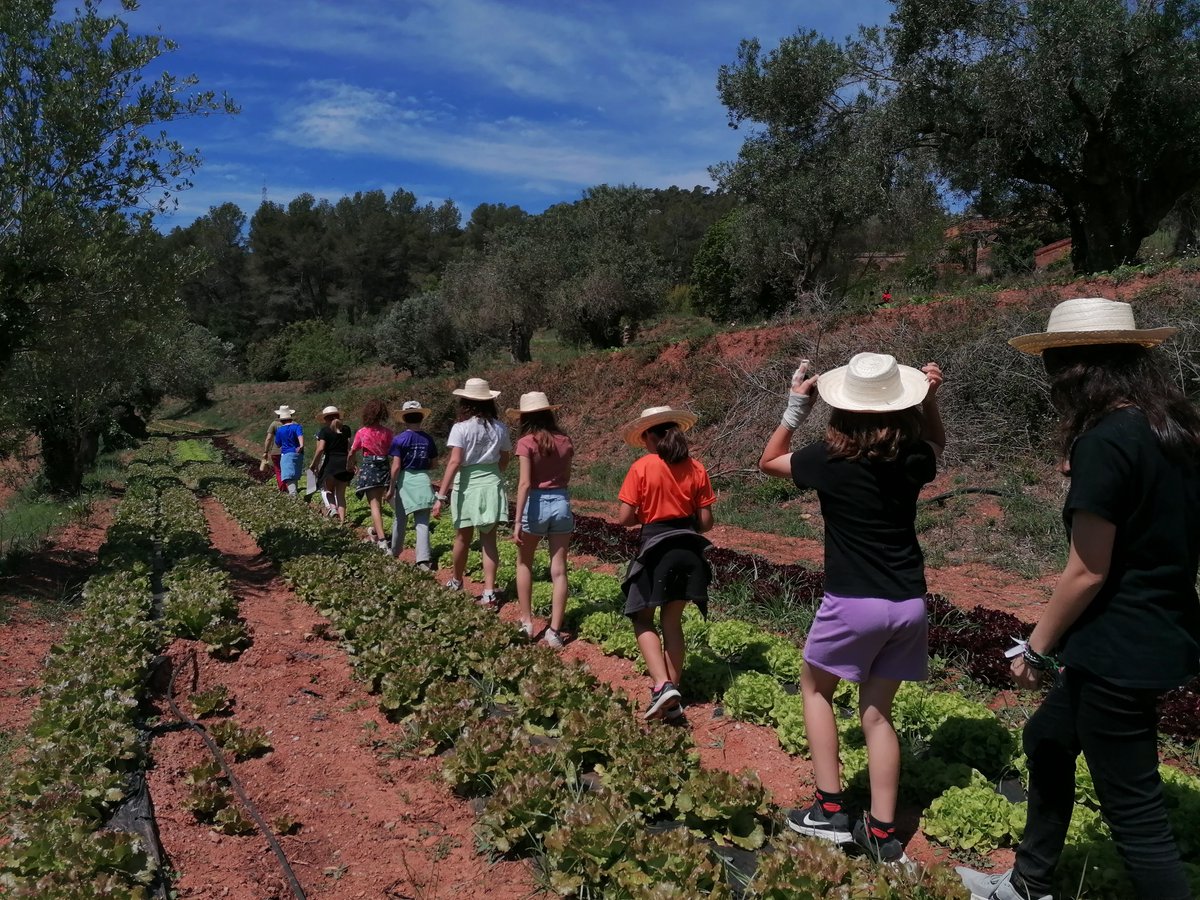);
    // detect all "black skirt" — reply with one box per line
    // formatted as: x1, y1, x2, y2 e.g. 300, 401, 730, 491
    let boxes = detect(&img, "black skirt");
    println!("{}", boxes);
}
621, 519, 712, 618
318, 451, 349, 483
